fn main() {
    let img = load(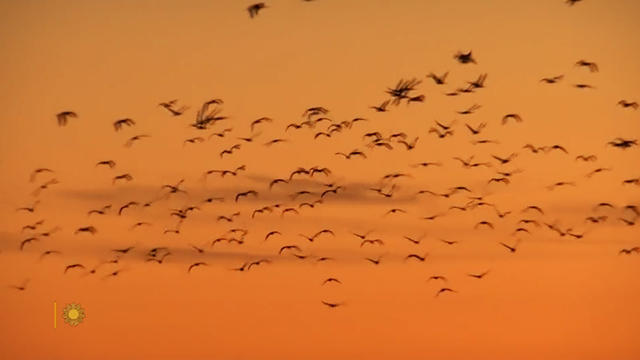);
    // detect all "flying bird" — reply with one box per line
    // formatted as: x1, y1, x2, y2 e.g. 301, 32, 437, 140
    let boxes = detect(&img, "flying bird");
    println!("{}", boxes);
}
56, 111, 77, 126
426, 71, 448, 85
617, 100, 638, 110
575, 59, 598, 72
435, 288, 457, 297
454, 51, 476, 64
501, 114, 522, 125
113, 118, 135, 131
188, 262, 208, 273
247, 3, 267, 18
321, 301, 344, 308
235, 190, 258, 202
